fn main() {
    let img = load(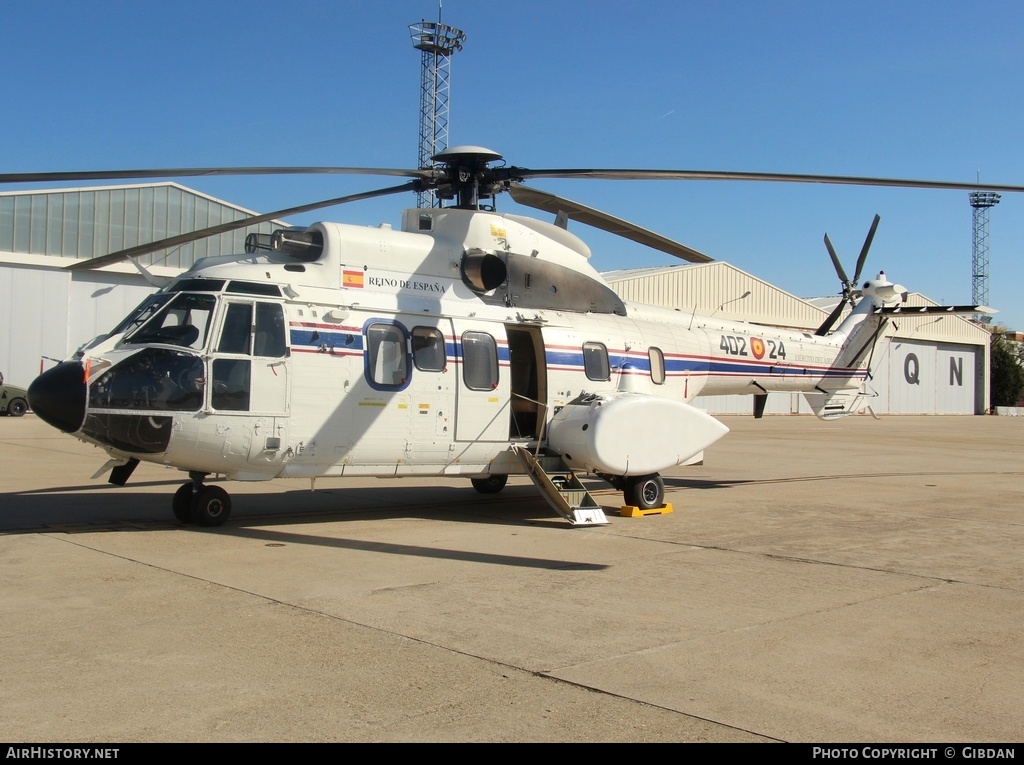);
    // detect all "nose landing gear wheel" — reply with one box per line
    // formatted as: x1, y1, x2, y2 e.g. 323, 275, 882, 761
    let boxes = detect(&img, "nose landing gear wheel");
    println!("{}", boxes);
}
192, 485, 232, 527
172, 482, 196, 524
